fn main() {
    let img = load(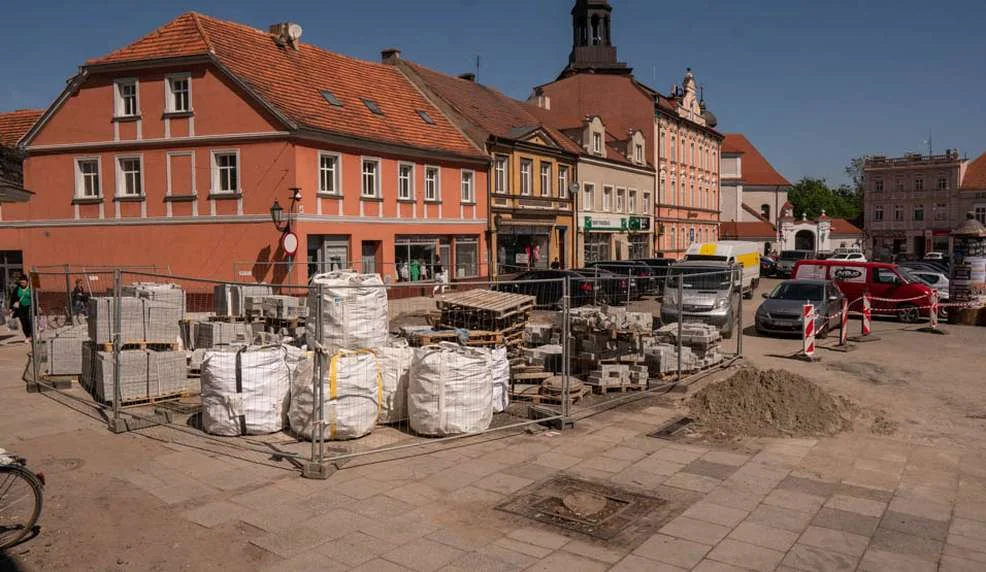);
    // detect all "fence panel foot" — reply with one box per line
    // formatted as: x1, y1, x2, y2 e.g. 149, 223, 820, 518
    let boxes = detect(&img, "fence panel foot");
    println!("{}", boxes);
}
302, 462, 333, 480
